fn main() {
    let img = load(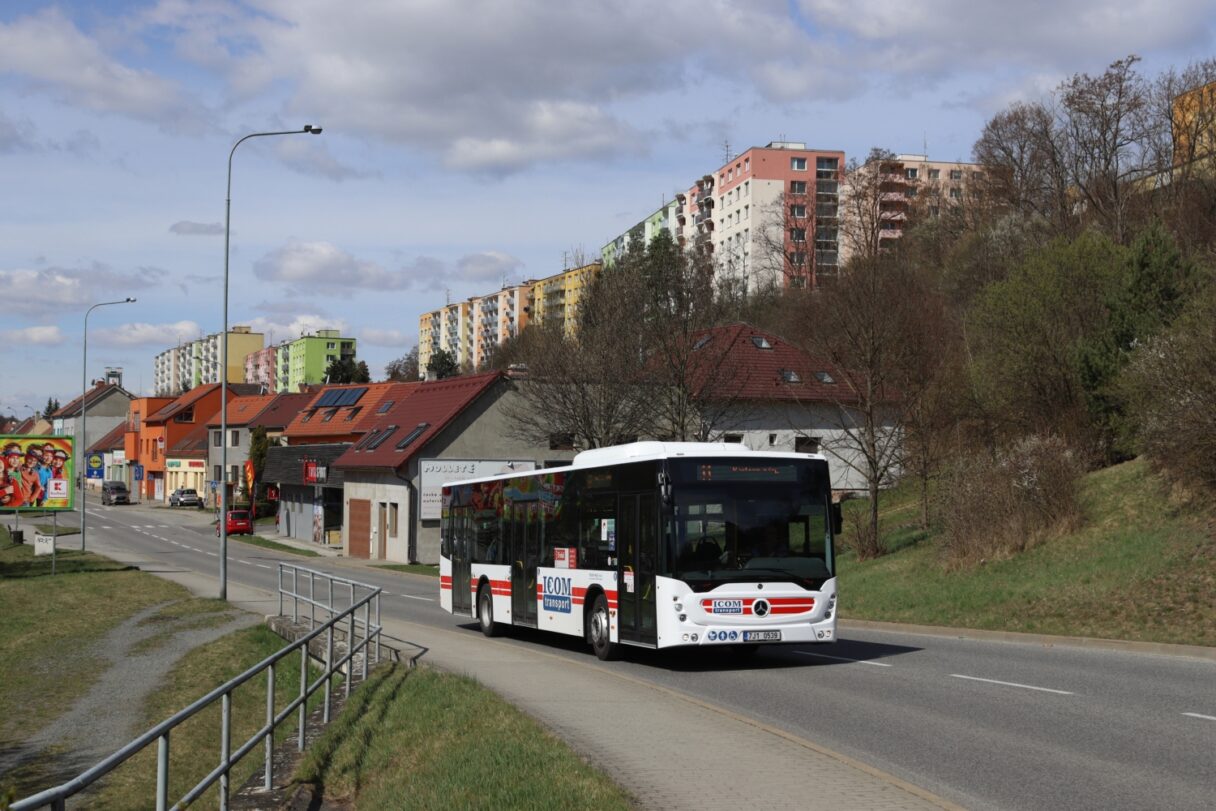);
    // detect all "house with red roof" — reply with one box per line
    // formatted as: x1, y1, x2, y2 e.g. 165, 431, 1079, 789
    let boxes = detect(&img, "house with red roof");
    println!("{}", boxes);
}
202, 393, 279, 507
684, 323, 895, 493
332, 372, 576, 562
51, 376, 135, 488
265, 383, 412, 545
165, 423, 211, 500
87, 422, 129, 486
